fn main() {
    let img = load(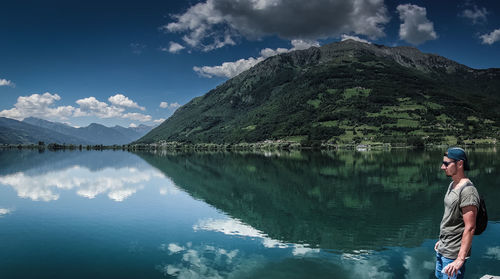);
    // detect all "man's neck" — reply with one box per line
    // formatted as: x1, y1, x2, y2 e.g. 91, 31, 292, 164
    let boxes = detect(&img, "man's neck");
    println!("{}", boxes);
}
451, 174, 468, 188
